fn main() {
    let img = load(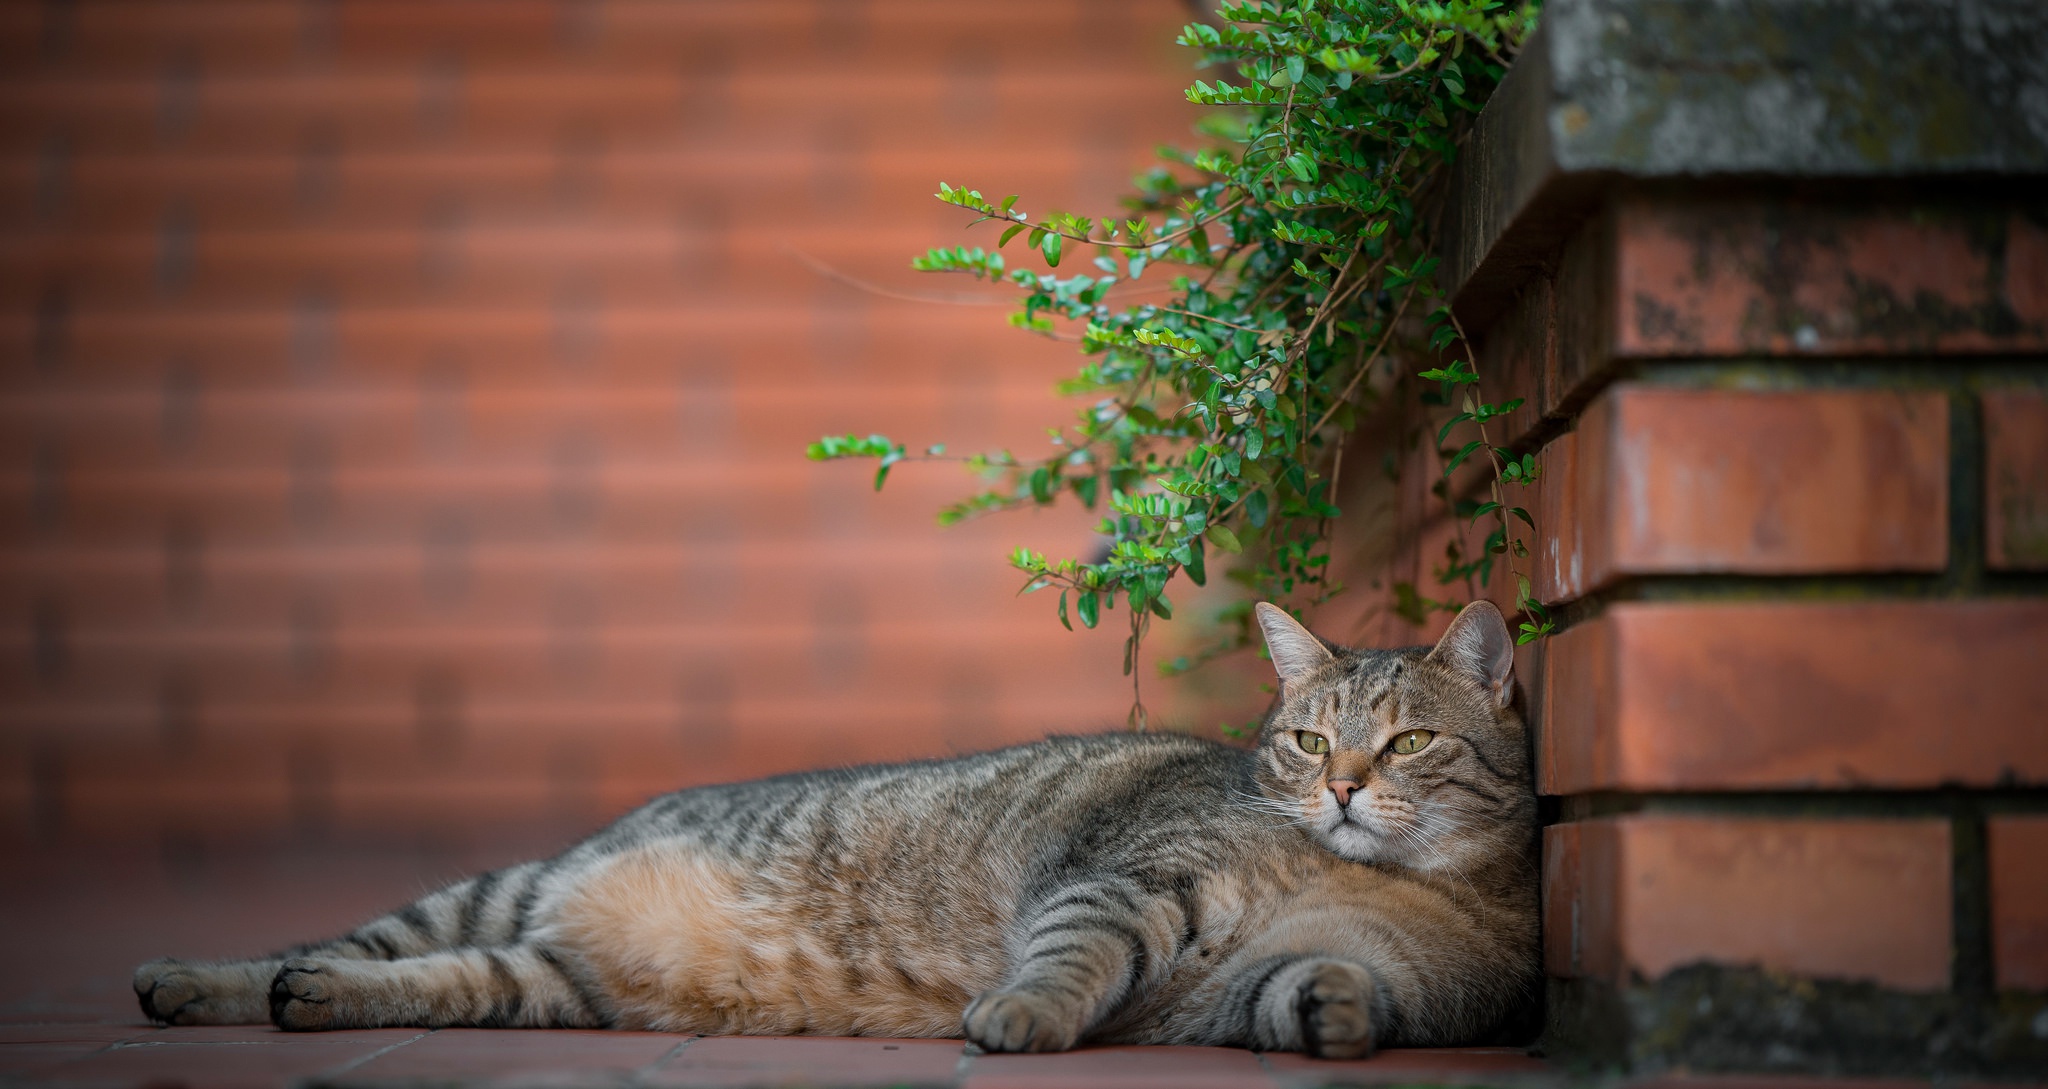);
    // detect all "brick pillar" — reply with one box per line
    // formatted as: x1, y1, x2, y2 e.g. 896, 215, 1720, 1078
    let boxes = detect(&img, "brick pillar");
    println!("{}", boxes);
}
1328, 0, 2048, 1075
